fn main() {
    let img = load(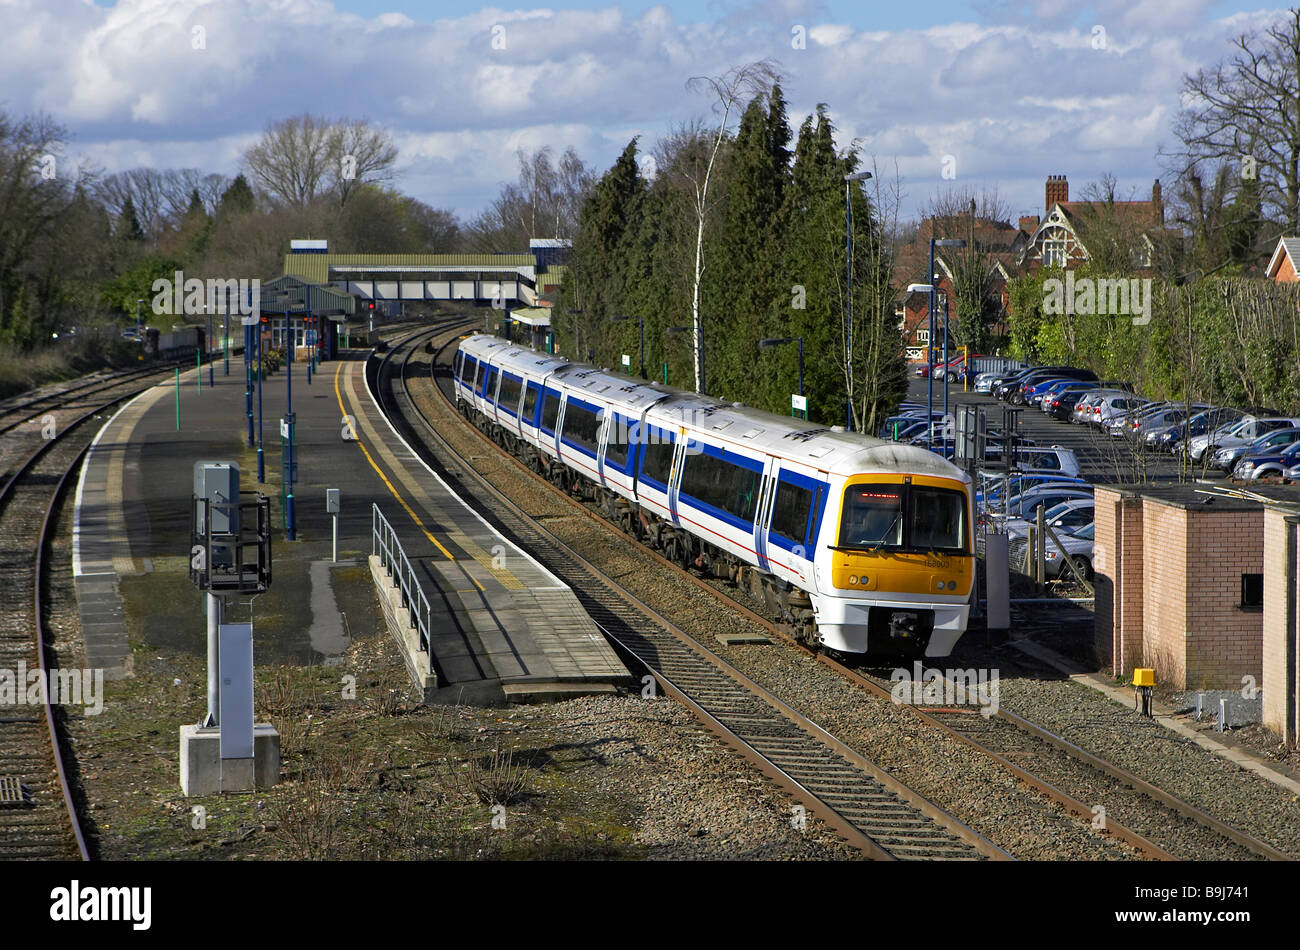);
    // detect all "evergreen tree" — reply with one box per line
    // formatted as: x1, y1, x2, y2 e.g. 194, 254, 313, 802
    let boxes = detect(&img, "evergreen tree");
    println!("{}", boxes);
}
117, 196, 144, 242
710, 90, 792, 405
556, 138, 643, 360
775, 108, 846, 424
217, 174, 256, 217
